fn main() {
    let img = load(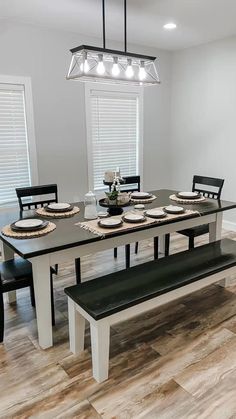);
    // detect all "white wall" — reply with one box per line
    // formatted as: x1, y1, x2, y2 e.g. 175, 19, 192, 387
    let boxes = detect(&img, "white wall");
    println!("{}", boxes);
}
0, 21, 172, 202
170, 35, 236, 224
